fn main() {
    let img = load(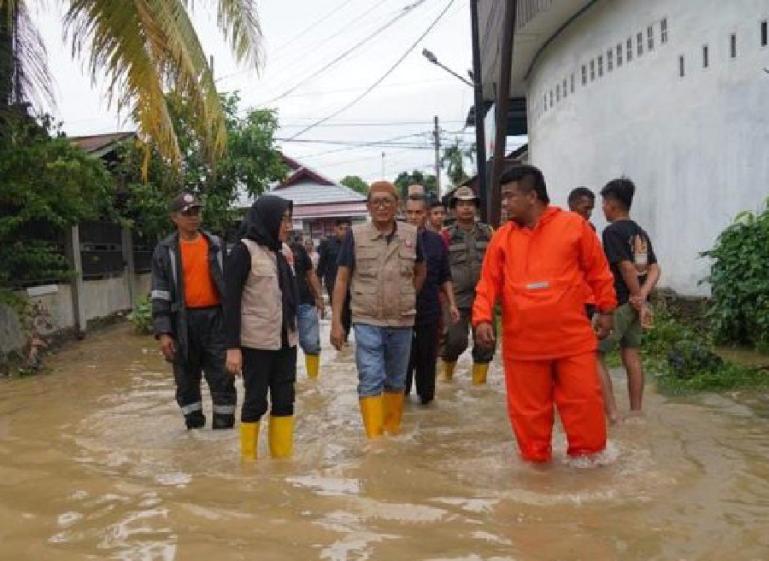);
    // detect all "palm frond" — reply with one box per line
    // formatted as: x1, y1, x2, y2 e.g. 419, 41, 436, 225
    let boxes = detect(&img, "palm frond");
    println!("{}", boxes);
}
65, 0, 181, 164
211, 0, 262, 68
0, 0, 54, 110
